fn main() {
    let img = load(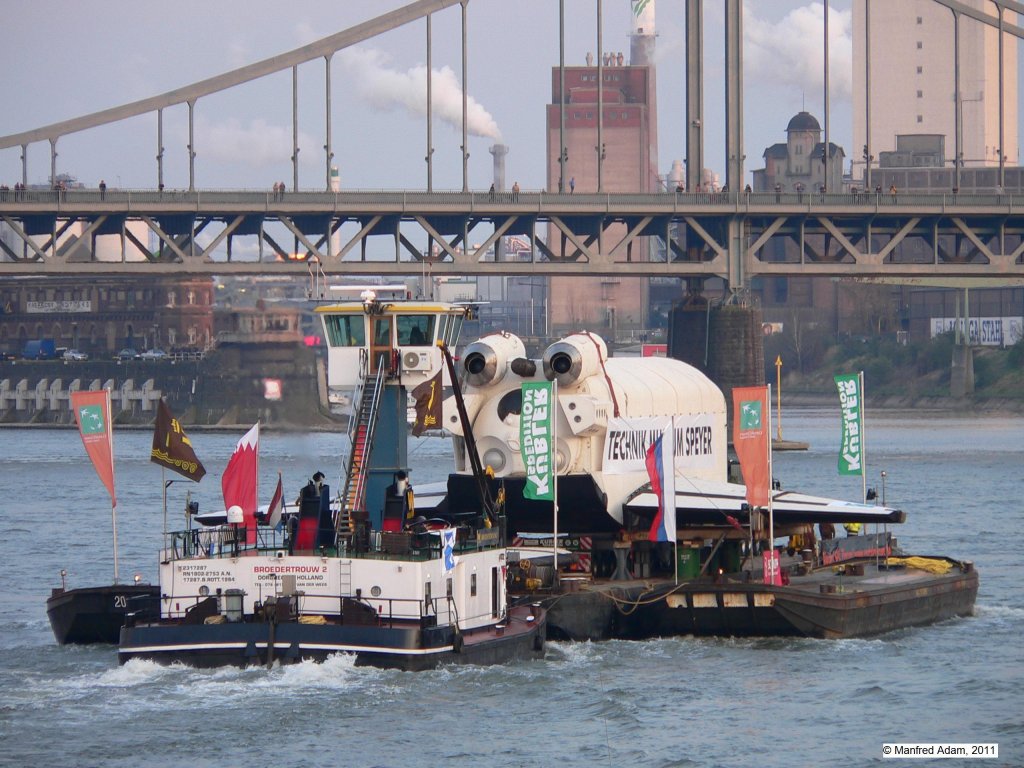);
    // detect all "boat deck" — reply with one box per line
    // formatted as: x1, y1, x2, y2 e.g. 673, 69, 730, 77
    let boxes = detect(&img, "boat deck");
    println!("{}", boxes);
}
524, 555, 978, 641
